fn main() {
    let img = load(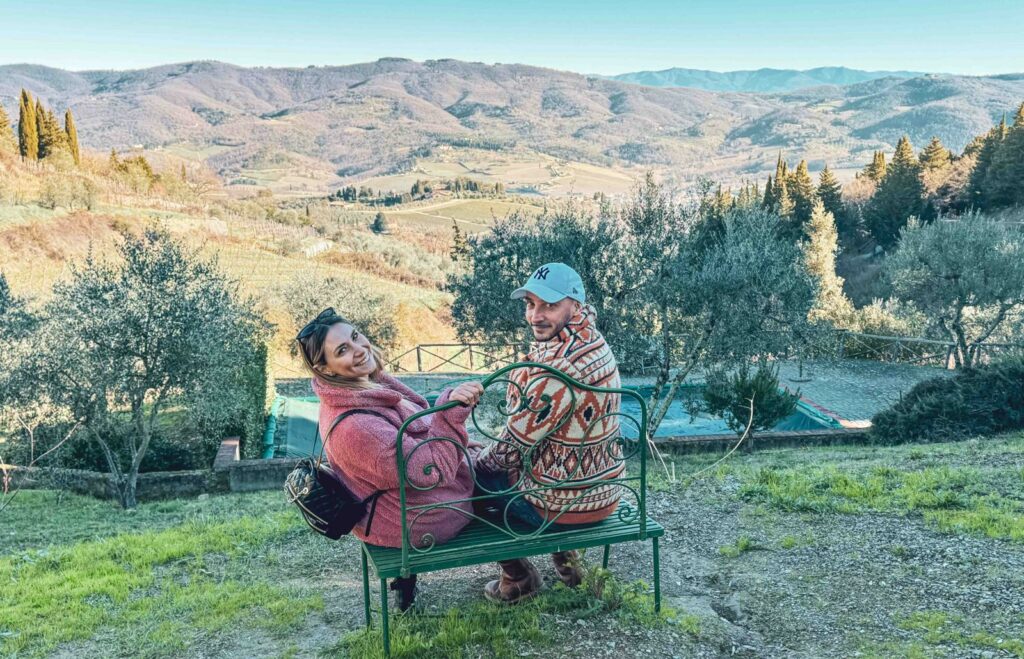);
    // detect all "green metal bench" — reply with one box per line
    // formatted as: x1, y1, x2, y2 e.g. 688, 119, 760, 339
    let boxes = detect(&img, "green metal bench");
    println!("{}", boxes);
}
357, 362, 664, 656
